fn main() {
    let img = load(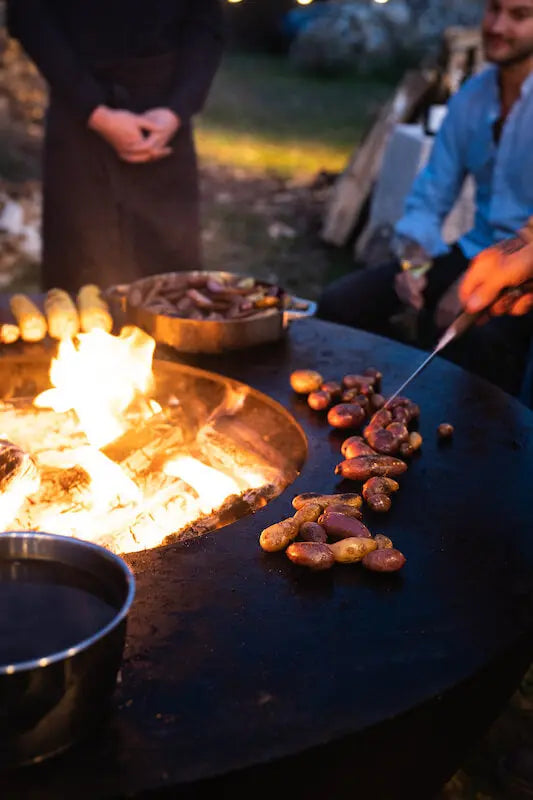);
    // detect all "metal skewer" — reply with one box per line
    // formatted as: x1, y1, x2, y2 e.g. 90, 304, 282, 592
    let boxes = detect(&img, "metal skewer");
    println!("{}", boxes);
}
385, 280, 533, 406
